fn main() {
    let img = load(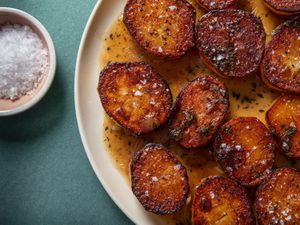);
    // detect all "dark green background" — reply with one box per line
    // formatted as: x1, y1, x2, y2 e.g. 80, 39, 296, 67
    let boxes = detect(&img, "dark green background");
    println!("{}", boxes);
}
0, 1, 134, 224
